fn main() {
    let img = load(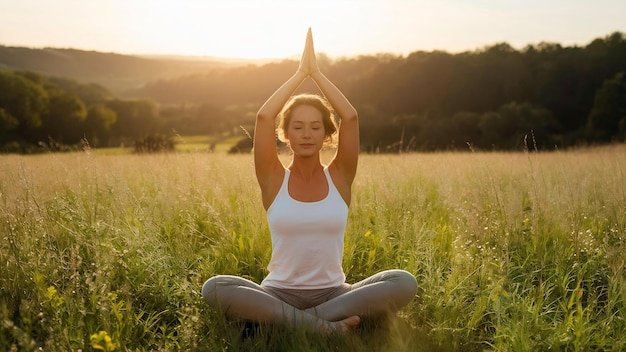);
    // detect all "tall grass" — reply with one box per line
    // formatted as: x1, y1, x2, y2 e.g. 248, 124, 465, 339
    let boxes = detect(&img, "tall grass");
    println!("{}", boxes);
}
1, 146, 624, 351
